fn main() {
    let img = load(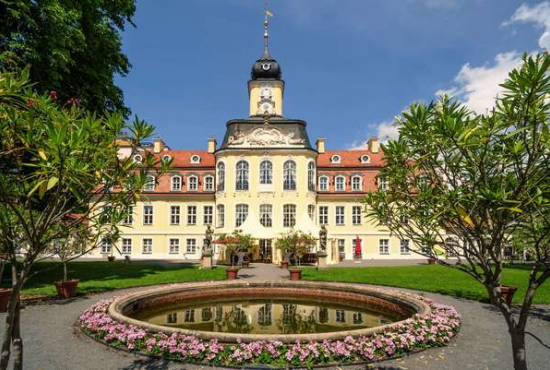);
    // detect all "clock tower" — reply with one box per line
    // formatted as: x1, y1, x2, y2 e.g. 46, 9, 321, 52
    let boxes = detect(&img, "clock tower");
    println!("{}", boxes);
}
248, 13, 284, 117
